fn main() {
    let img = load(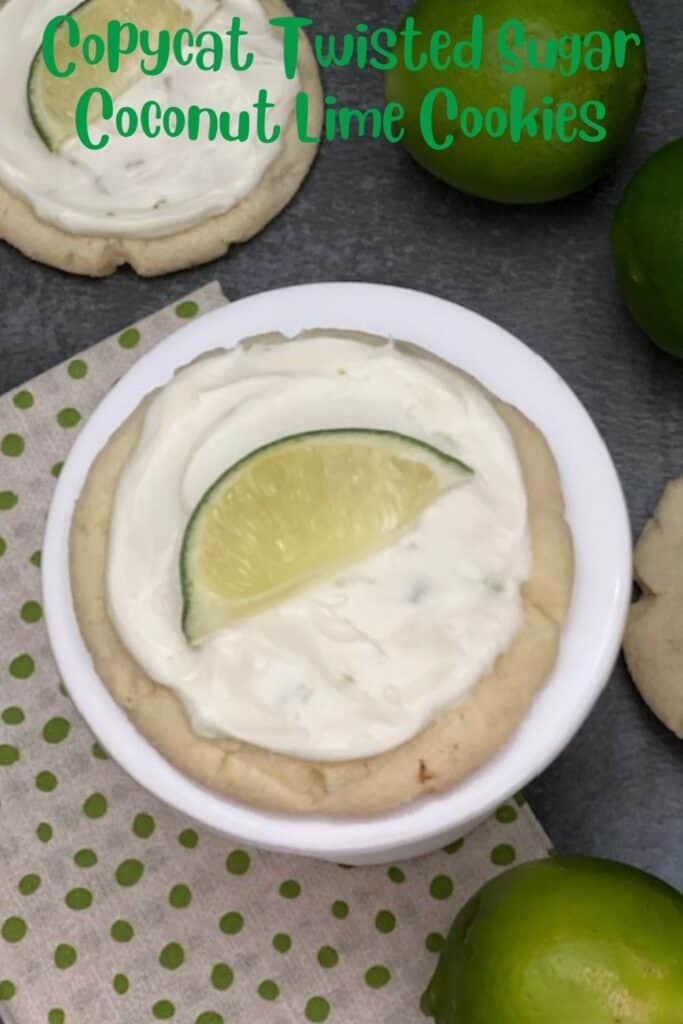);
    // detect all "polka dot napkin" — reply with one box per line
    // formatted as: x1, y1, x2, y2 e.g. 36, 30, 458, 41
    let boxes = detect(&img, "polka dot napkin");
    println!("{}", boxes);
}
0, 283, 551, 1024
